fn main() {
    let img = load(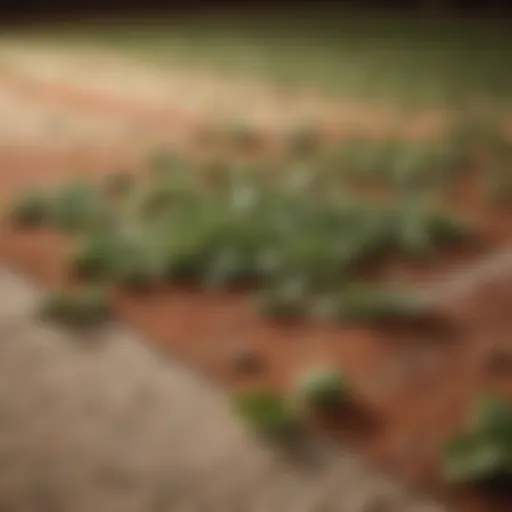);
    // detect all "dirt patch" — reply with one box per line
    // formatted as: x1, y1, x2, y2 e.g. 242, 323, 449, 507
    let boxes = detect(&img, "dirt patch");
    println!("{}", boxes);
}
1, 148, 512, 512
